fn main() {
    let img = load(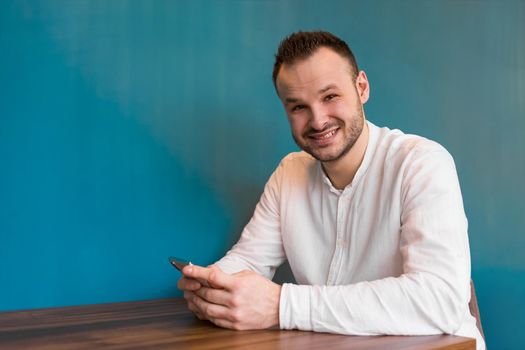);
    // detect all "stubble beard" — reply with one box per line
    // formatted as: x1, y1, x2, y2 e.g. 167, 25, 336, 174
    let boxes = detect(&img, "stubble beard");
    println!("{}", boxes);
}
293, 108, 364, 163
